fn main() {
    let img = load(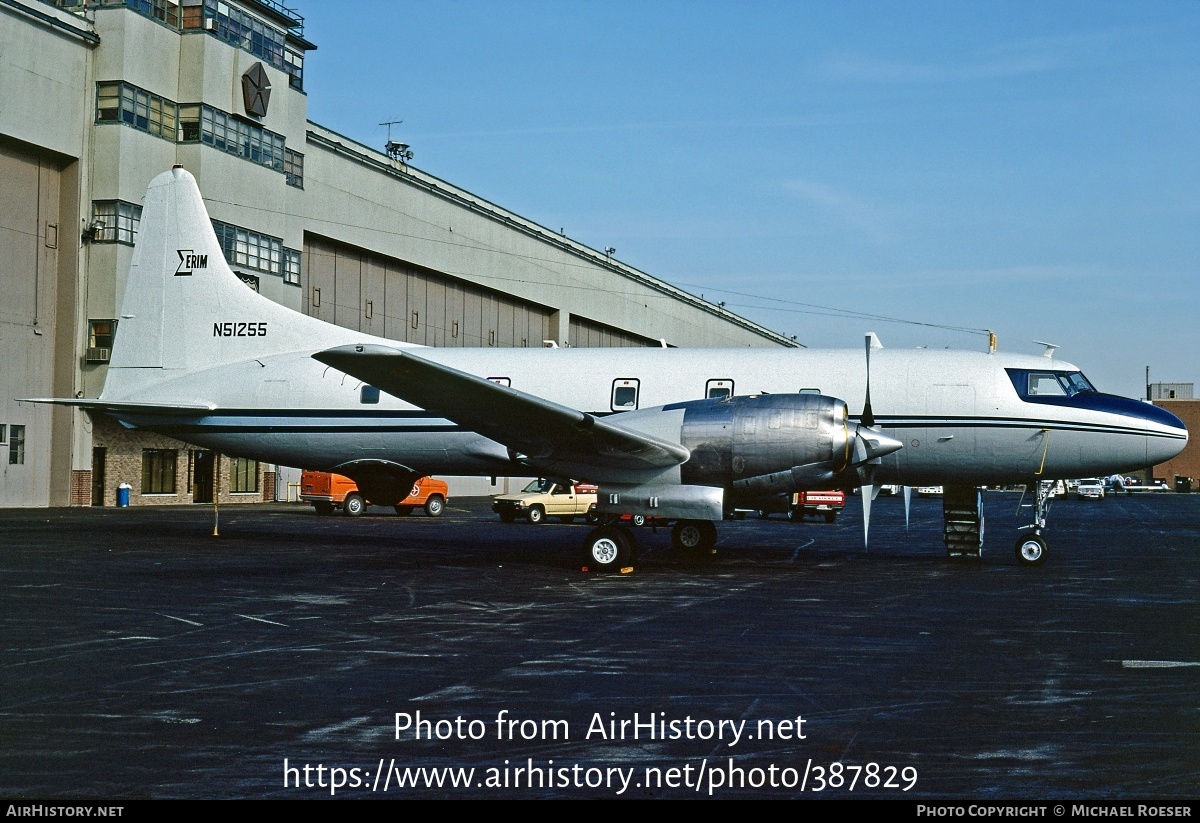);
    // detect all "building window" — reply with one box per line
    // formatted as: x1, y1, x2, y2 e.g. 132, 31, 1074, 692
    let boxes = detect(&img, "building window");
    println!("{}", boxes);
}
94, 0, 181, 28
230, 457, 259, 493
86, 319, 119, 363
284, 149, 304, 188
193, 0, 306, 91
91, 201, 142, 244
96, 82, 178, 142
283, 248, 301, 285
97, 84, 287, 174
142, 449, 177, 493
186, 106, 285, 172
8, 426, 24, 465
212, 220, 283, 275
